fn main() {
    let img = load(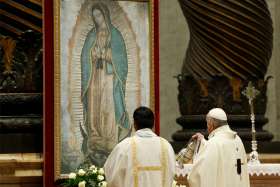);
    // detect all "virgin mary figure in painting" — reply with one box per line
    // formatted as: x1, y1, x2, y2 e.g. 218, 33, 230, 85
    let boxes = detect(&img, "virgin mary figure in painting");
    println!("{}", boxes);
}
81, 2, 131, 166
